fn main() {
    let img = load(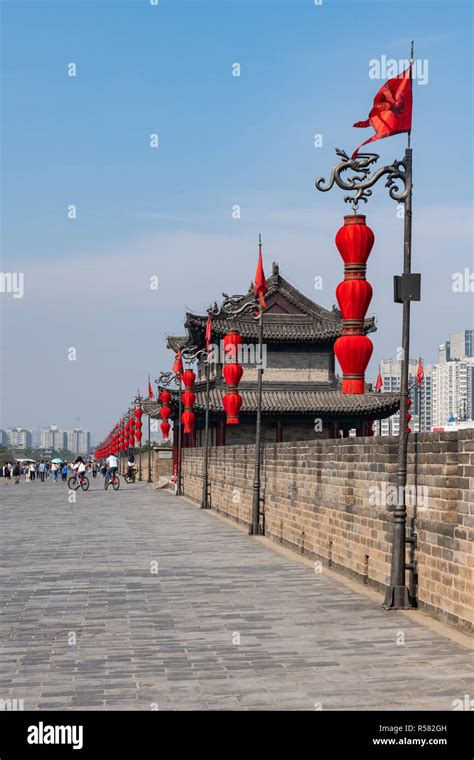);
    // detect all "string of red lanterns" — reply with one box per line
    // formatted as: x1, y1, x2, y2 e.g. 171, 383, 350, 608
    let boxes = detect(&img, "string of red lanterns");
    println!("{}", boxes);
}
334, 214, 374, 394
134, 404, 143, 443
159, 389, 171, 440
222, 329, 243, 424
181, 368, 196, 434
